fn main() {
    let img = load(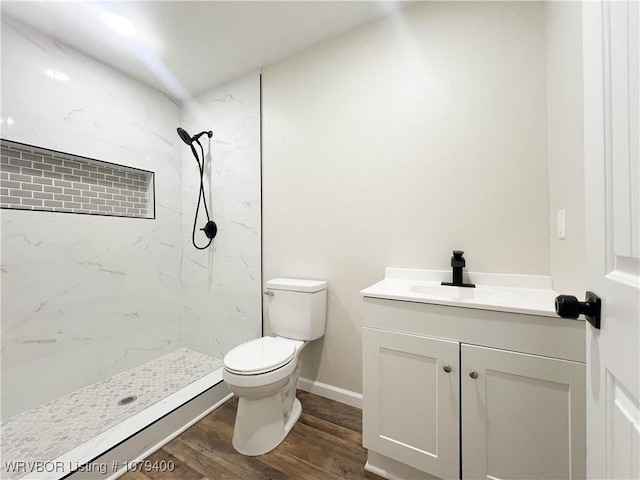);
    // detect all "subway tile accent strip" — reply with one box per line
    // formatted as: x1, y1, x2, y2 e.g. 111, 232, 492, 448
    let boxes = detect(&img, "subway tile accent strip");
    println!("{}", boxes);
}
0, 139, 154, 219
